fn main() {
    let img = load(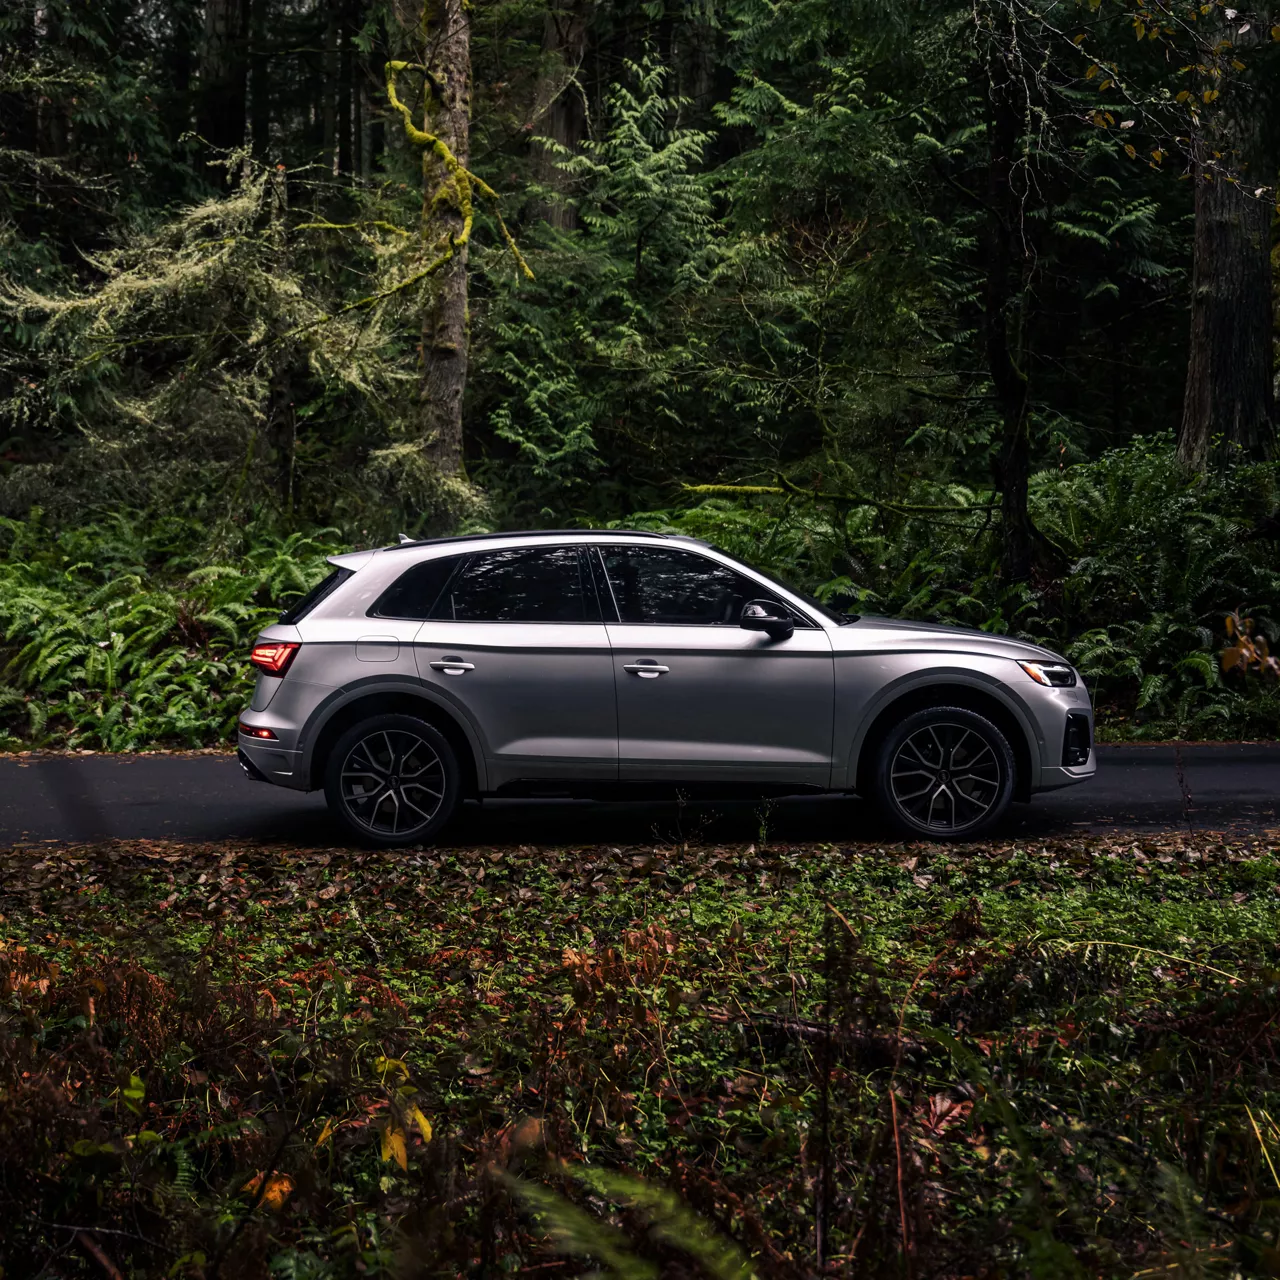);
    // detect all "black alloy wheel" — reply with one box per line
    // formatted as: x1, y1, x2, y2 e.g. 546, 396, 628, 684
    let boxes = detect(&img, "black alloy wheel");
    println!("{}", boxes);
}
324, 714, 460, 847
874, 705, 1015, 839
